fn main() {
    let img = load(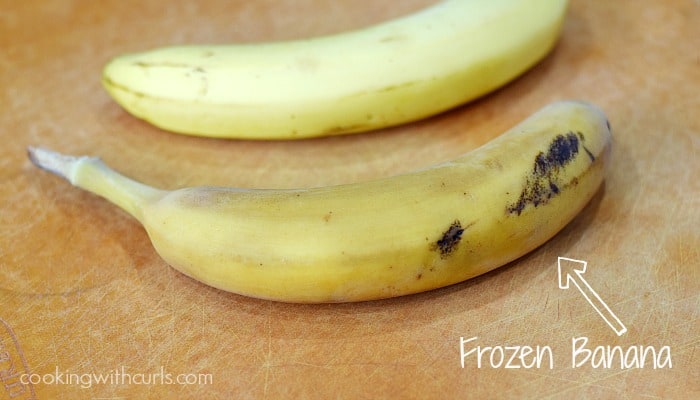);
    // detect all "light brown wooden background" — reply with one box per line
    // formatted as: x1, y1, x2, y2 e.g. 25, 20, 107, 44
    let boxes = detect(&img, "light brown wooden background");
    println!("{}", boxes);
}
1, 1, 698, 398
